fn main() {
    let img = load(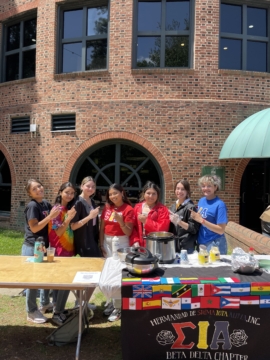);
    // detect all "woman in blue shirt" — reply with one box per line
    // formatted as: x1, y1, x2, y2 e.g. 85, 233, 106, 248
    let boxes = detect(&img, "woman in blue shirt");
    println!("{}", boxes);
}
190, 175, 228, 254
